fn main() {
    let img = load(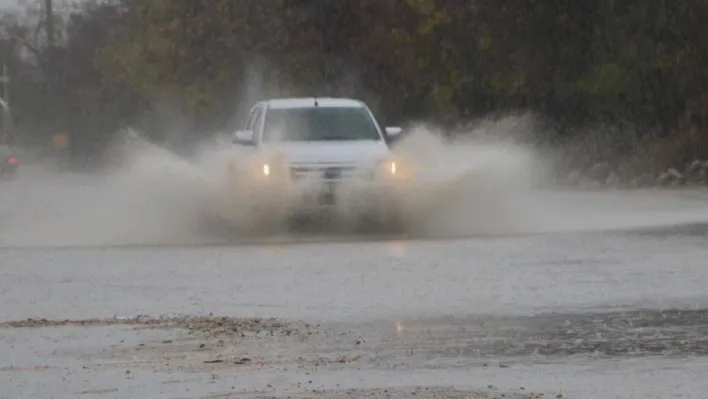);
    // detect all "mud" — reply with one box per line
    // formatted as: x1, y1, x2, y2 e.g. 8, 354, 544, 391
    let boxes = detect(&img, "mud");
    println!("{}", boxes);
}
0, 315, 550, 398
2, 308, 708, 398
0, 315, 311, 338
241, 388, 543, 399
